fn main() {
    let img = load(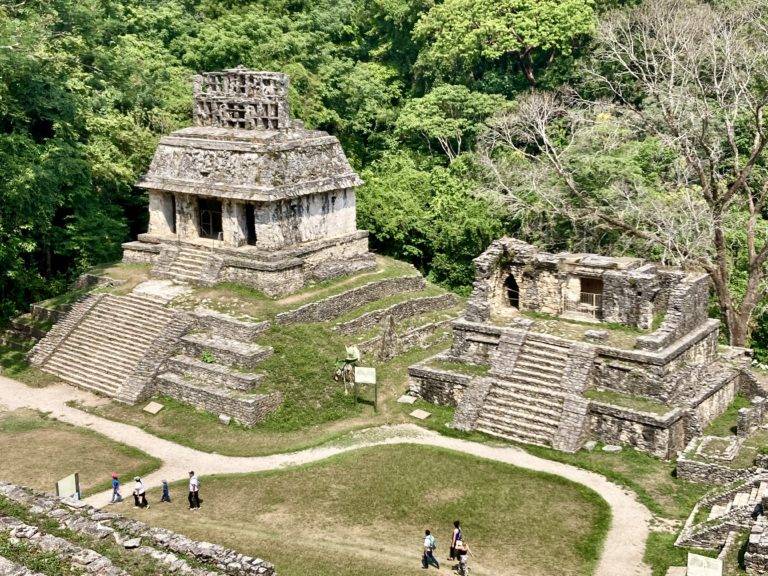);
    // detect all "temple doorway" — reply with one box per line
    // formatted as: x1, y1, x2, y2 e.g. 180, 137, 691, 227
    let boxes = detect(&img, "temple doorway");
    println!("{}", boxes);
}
198, 198, 223, 239
505, 274, 520, 309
